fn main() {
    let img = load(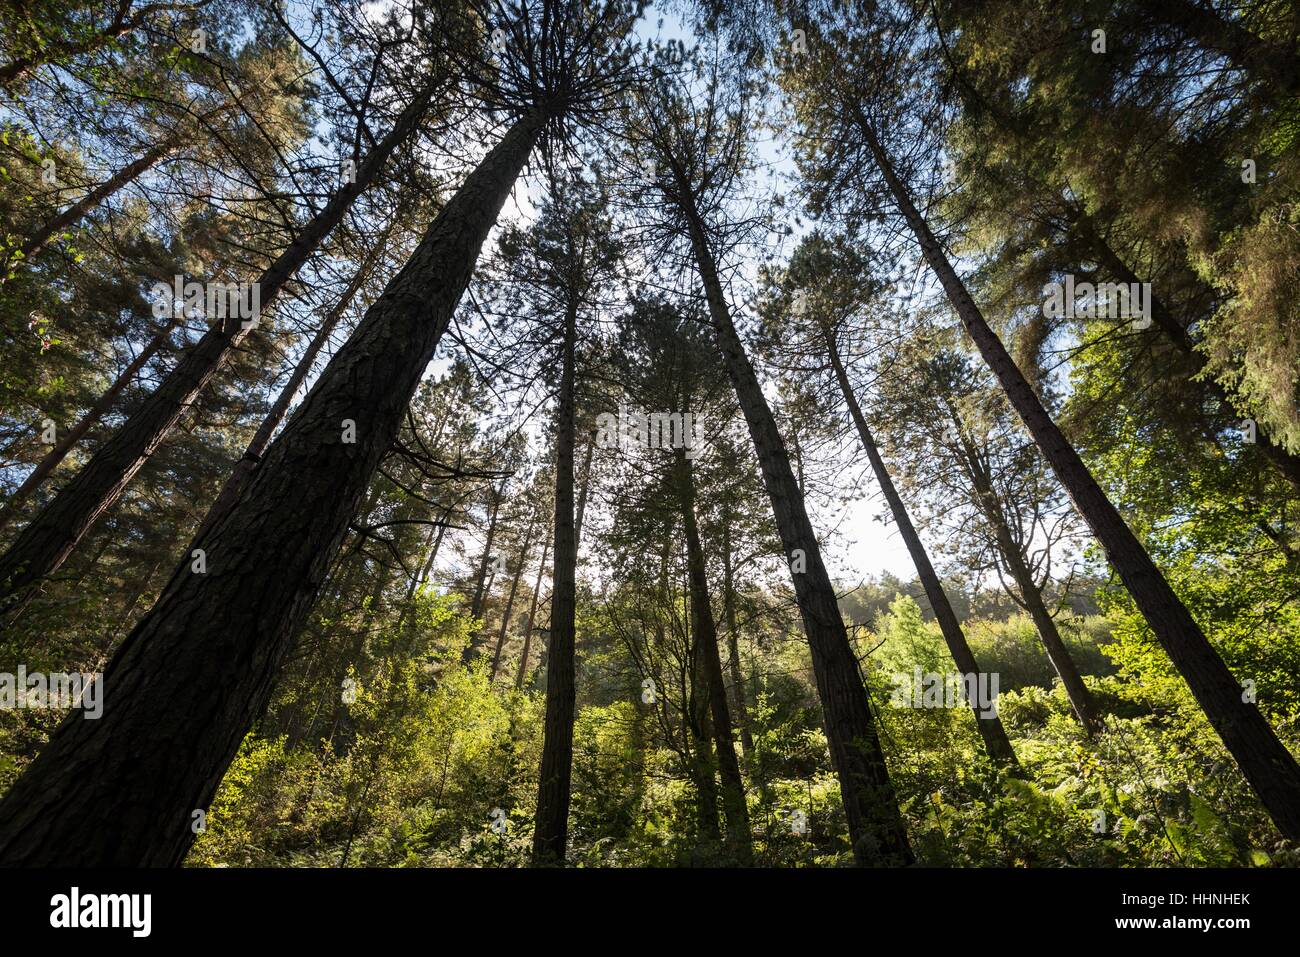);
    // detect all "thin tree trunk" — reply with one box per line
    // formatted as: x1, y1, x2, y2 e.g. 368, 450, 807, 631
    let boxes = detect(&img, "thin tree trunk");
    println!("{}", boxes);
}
574, 434, 595, 545
0, 107, 548, 867
4, 93, 242, 282
328, 566, 390, 756
826, 328, 1021, 768
0, 83, 435, 615
470, 482, 505, 618
191, 226, 391, 542
687, 660, 722, 844
462, 479, 505, 666
515, 529, 551, 690
490, 510, 537, 682
13, 141, 174, 267
678, 530, 722, 845
676, 182, 912, 866
677, 448, 753, 861
0, 312, 180, 533
720, 515, 753, 758
974, 471, 1104, 734
0, 4, 140, 89
392, 508, 451, 635
1014, 547, 1104, 735
285, 488, 386, 745
109, 557, 163, 645
958, 436, 1106, 736
532, 296, 580, 866
421, 515, 449, 585
858, 112, 1300, 841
